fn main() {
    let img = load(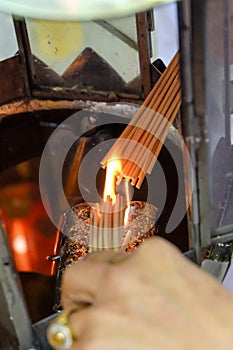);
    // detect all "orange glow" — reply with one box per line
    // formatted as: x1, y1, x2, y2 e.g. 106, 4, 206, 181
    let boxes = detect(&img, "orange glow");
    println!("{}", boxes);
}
12, 235, 28, 254
11, 220, 31, 271
103, 159, 121, 202
0, 183, 57, 275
